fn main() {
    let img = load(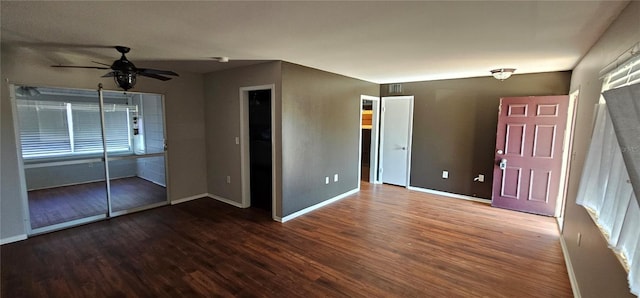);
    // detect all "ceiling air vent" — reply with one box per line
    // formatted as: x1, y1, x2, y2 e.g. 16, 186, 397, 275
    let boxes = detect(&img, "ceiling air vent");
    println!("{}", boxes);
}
389, 84, 402, 94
